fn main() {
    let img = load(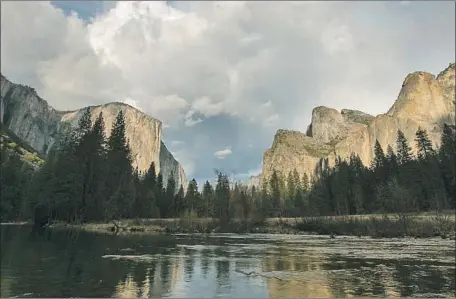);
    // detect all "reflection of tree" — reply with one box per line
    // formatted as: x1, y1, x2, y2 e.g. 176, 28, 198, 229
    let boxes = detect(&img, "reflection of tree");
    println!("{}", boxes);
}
132, 264, 147, 295
263, 246, 333, 298
200, 249, 211, 278
216, 260, 230, 285
1, 227, 183, 298
184, 248, 195, 281
160, 255, 171, 285
2, 226, 132, 297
